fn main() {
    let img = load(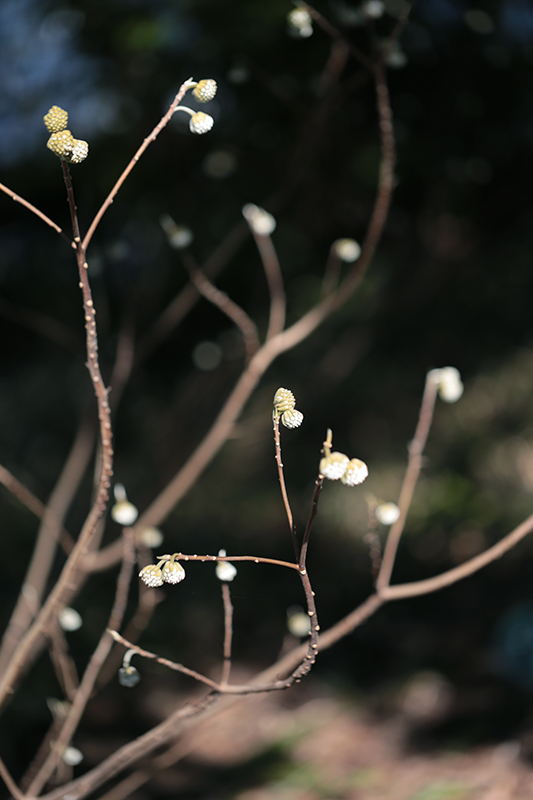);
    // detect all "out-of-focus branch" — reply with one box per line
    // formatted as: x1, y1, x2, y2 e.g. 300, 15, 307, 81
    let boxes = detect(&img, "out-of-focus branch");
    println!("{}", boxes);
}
27, 529, 136, 796
0, 420, 94, 673
250, 229, 286, 340
181, 251, 260, 361
376, 374, 439, 590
